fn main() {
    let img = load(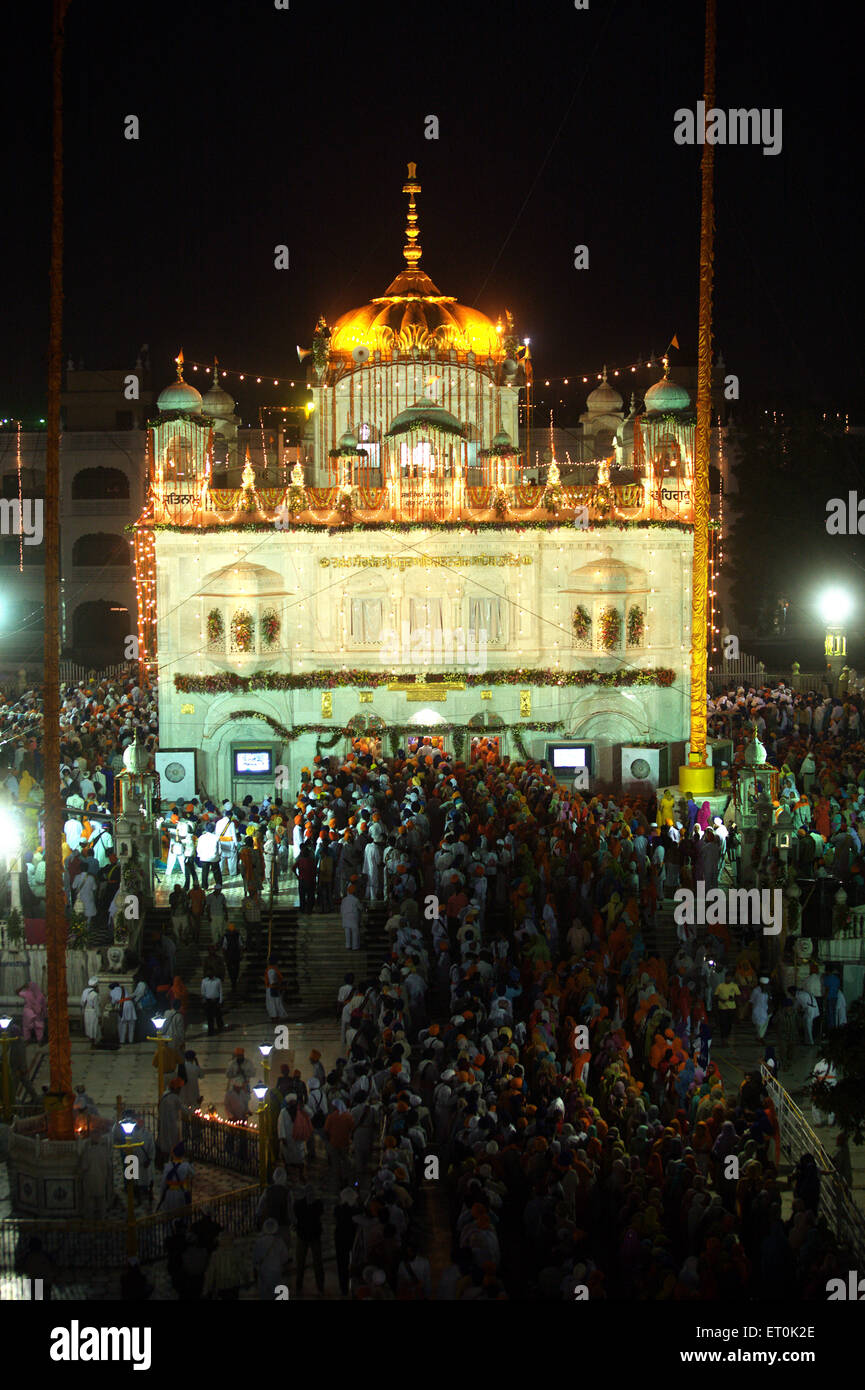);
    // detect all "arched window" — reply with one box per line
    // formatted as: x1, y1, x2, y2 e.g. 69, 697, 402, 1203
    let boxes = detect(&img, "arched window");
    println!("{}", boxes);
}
72, 533, 131, 566
71, 467, 130, 500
